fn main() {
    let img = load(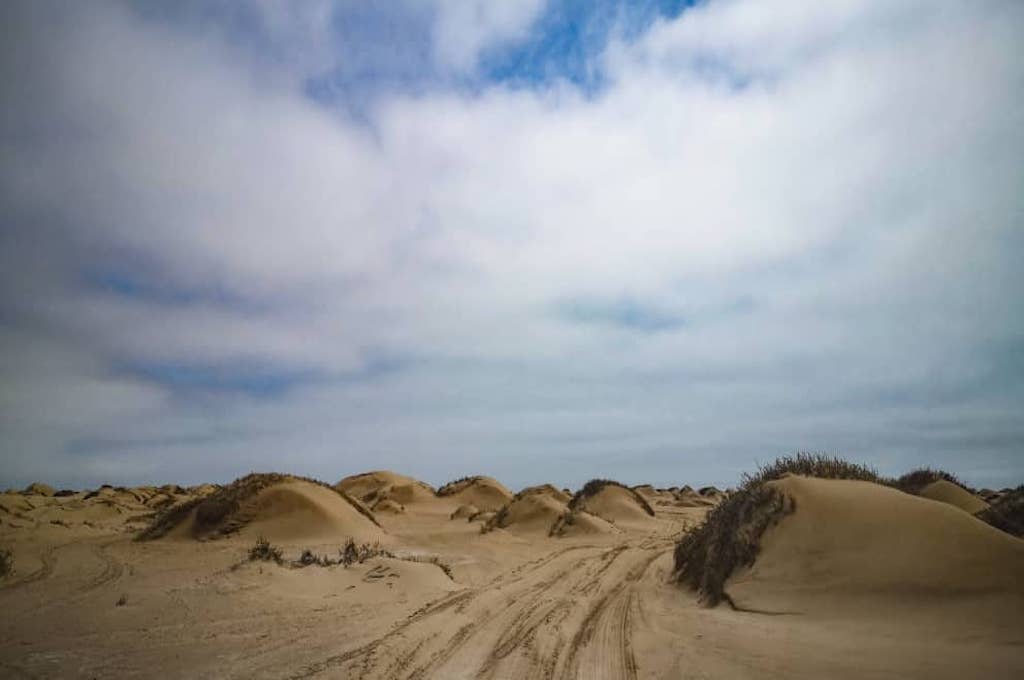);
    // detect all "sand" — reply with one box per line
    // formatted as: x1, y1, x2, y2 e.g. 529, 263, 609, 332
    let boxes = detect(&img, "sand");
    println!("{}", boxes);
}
573, 484, 657, 528
1, 472, 1022, 679
336, 470, 436, 506
436, 476, 513, 511
728, 476, 1024, 615
918, 479, 990, 514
